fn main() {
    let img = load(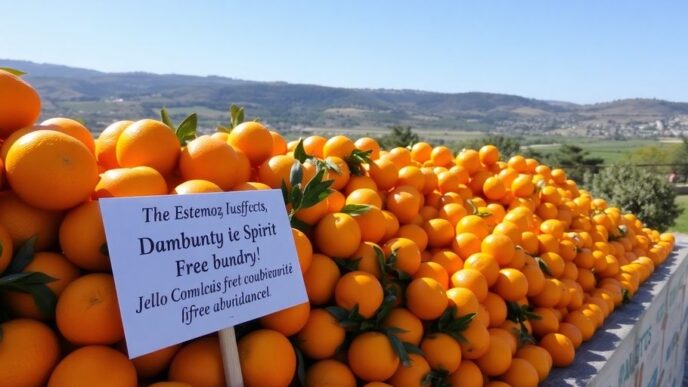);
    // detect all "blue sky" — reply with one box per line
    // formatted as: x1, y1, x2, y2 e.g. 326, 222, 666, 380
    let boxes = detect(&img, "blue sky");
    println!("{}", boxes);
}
1, 0, 686, 103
